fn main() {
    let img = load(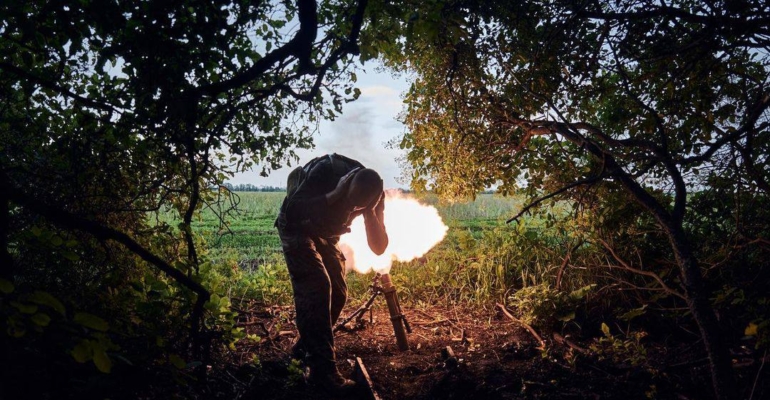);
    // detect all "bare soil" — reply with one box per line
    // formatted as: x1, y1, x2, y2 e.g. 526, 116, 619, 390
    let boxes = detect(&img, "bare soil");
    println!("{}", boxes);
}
211, 298, 767, 400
